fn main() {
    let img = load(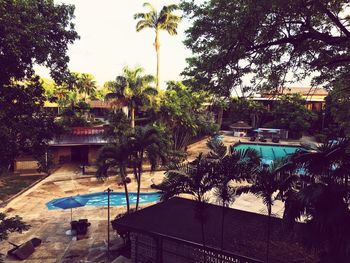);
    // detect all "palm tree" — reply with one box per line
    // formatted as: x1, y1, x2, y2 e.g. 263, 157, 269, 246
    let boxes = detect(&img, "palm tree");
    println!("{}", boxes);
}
75, 73, 97, 101
134, 3, 181, 90
208, 139, 261, 253
291, 140, 350, 184
213, 176, 234, 253
127, 125, 168, 210
284, 183, 350, 262
155, 154, 215, 251
96, 142, 131, 213
284, 139, 350, 261
105, 66, 157, 129
237, 160, 296, 263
